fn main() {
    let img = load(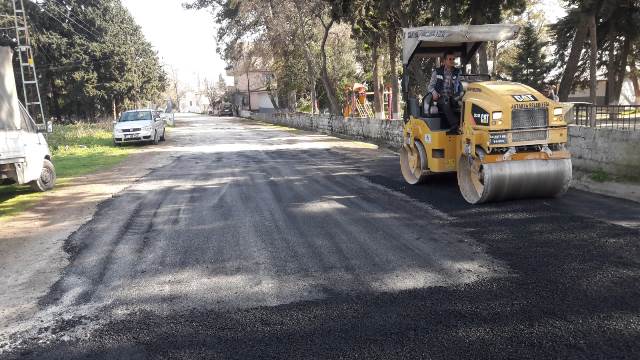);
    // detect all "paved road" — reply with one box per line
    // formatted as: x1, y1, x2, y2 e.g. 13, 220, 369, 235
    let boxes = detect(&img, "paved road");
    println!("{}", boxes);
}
3, 115, 640, 359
